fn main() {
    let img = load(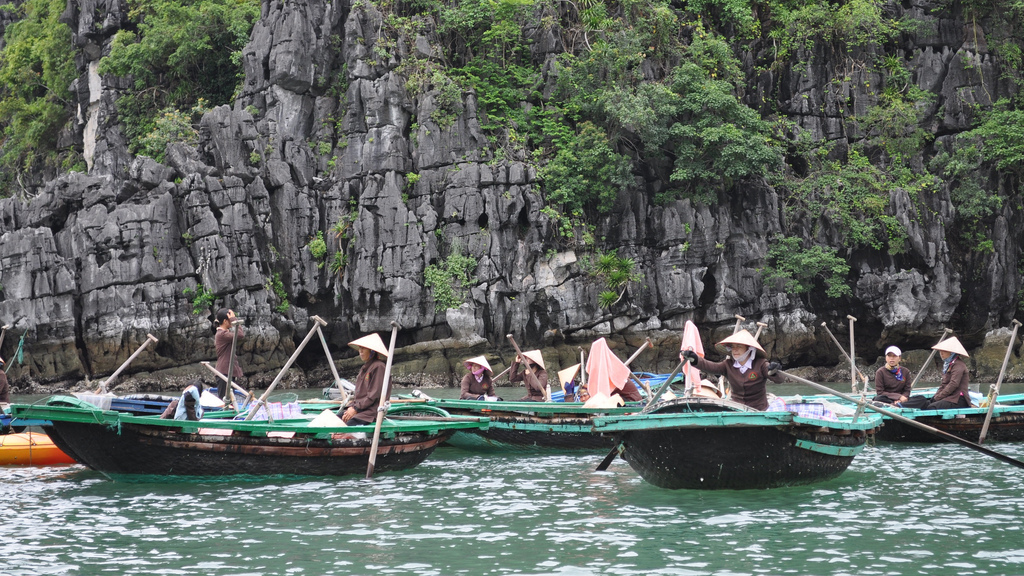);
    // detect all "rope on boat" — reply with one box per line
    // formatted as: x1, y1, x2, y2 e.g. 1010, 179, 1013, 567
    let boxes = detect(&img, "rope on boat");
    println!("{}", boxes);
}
5, 332, 25, 374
